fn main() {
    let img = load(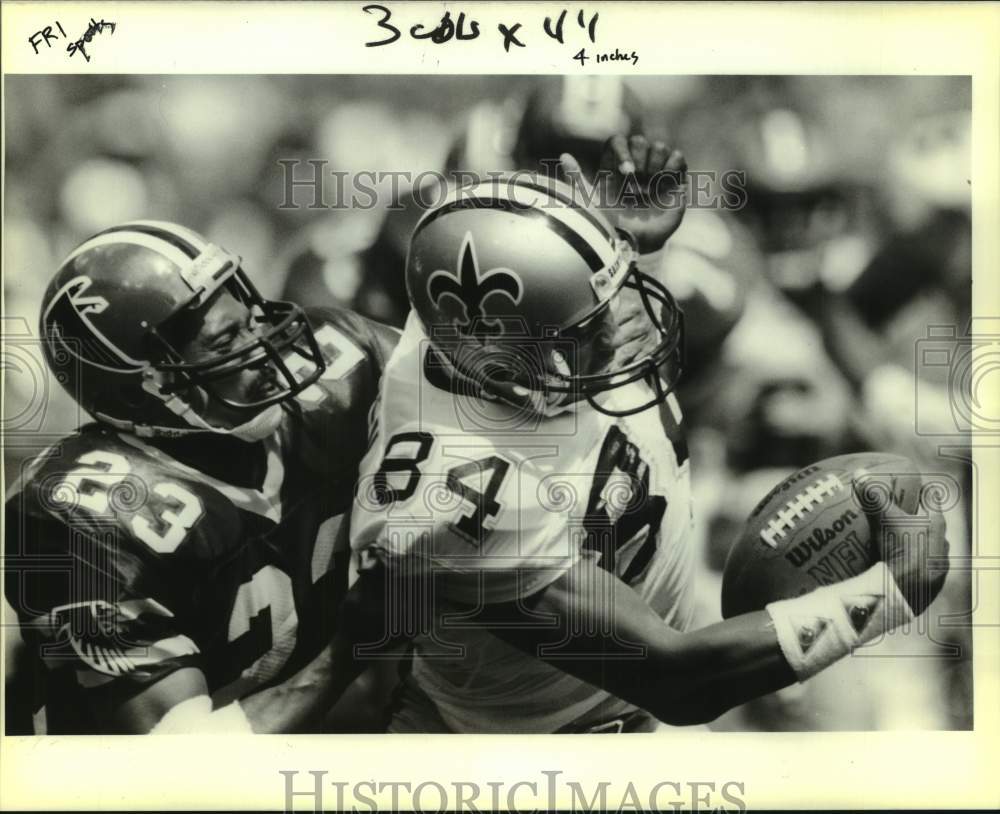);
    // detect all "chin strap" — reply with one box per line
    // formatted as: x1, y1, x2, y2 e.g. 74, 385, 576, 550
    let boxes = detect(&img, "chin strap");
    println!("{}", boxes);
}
95, 371, 286, 440
157, 383, 287, 441
508, 382, 579, 417
226, 403, 285, 441
94, 405, 284, 441
93, 411, 168, 438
